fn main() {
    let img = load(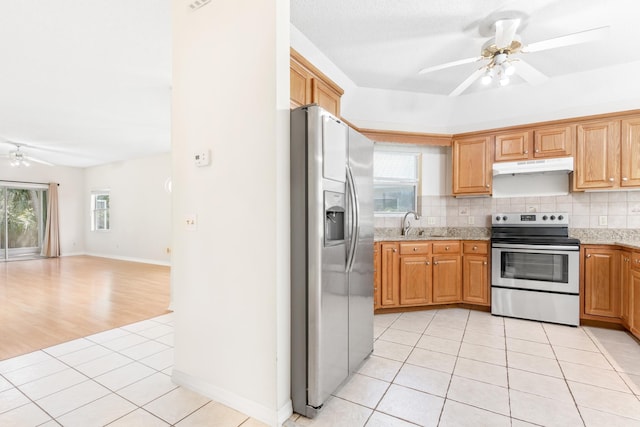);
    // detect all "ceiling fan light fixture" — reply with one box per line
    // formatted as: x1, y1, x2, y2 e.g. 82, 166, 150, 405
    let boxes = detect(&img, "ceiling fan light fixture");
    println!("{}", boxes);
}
499, 75, 510, 86
481, 69, 494, 85
503, 62, 516, 76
